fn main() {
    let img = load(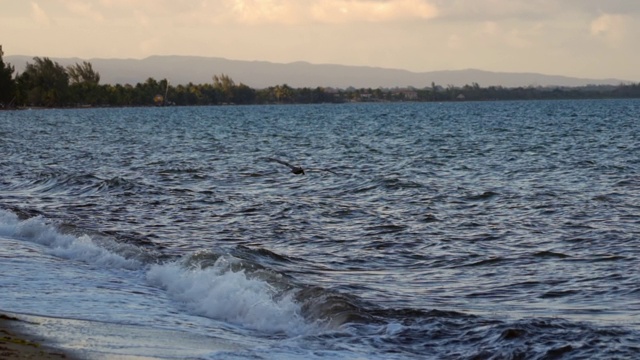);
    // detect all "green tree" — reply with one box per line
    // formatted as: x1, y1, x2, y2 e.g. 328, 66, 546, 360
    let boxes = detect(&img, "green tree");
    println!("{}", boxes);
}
200, 83, 218, 104
16, 57, 69, 107
67, 61, 100, 85
129, 77, 168, 105
212, 73, 236, 104
67, 61, 102, 105
233, 83, 255, 104
274, 84, 294, 103
185, 83, 202, 105
0, 46, 16, 107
